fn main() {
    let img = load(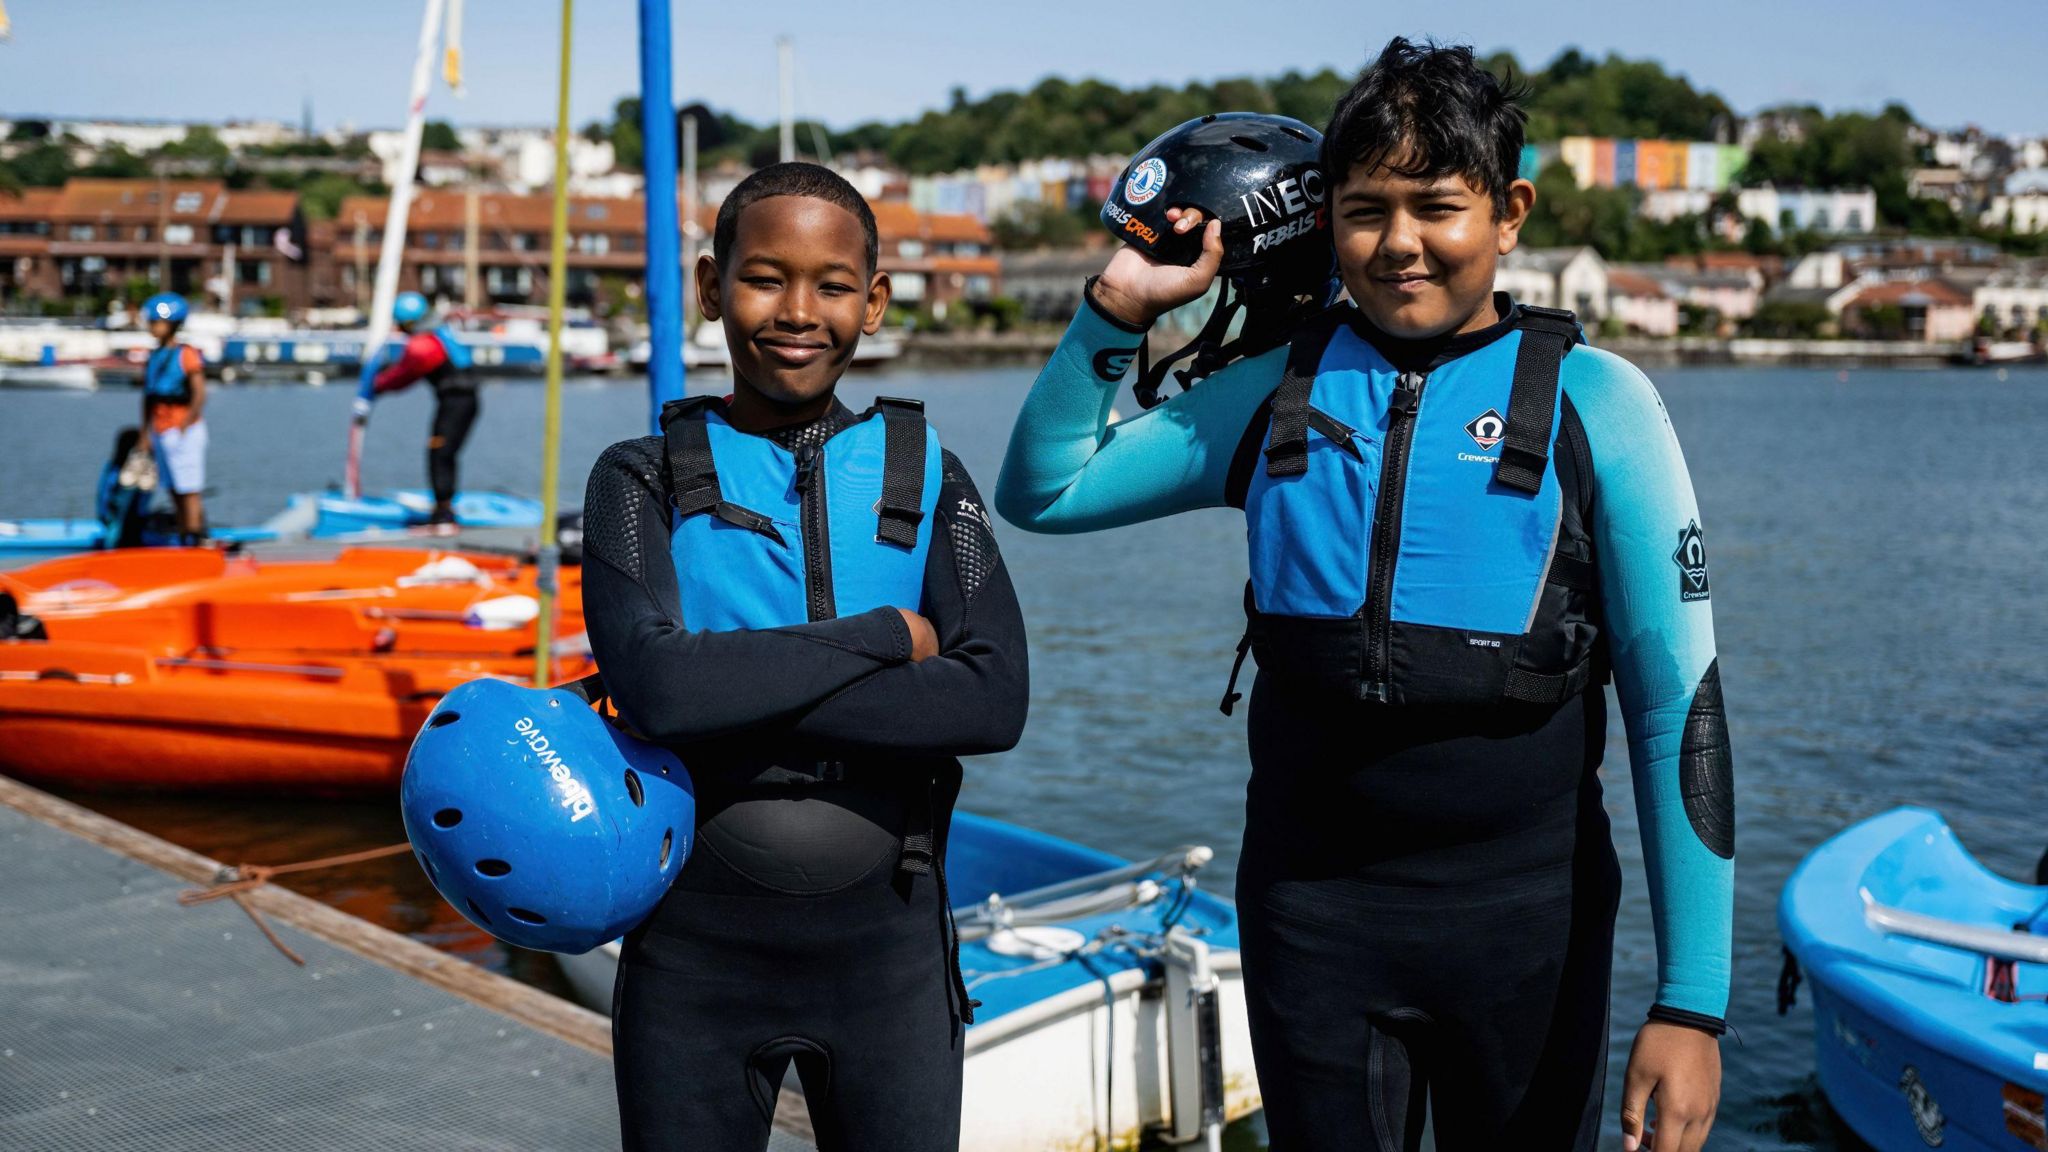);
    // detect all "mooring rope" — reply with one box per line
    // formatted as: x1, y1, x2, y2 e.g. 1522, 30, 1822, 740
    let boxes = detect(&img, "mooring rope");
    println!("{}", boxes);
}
180, 842, 414, 965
